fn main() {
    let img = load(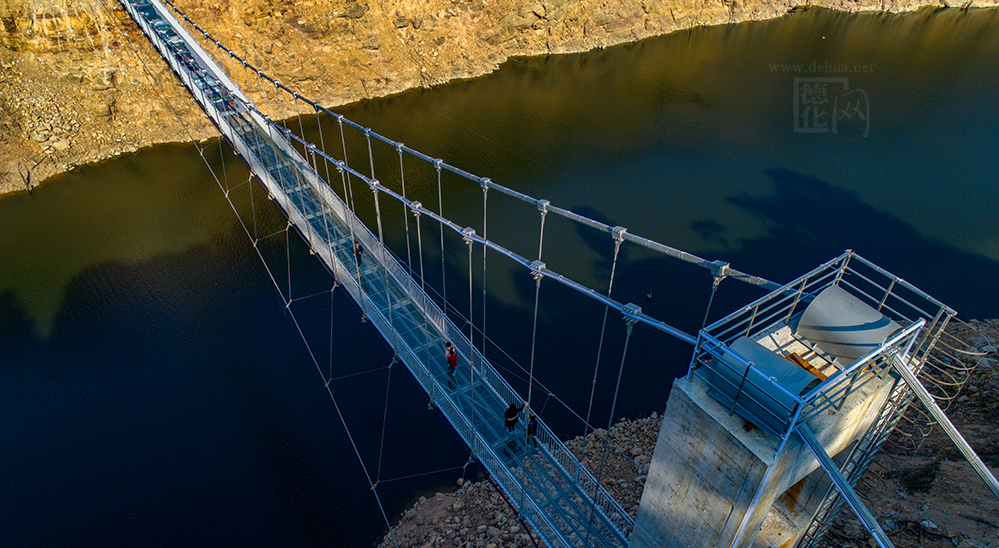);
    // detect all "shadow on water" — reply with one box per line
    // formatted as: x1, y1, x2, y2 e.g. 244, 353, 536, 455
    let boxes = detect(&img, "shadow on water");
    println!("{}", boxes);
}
716, 168, 999, 320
